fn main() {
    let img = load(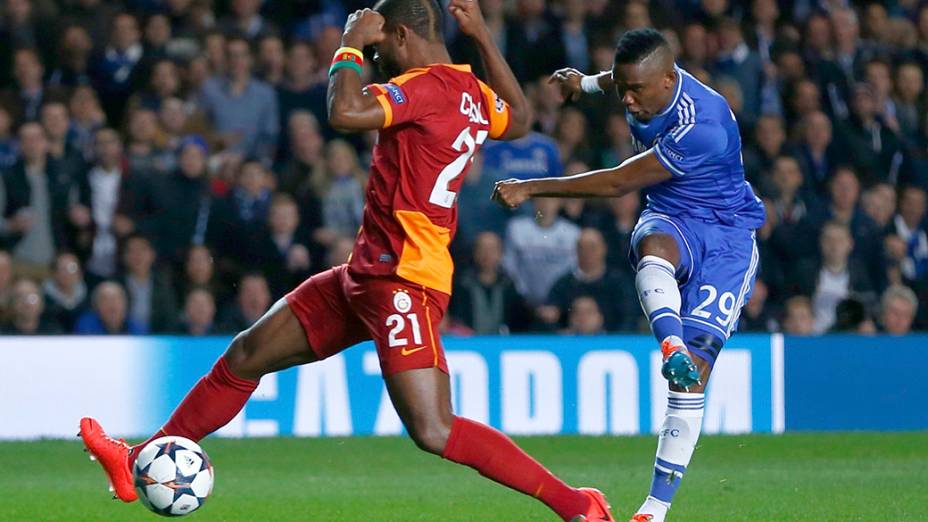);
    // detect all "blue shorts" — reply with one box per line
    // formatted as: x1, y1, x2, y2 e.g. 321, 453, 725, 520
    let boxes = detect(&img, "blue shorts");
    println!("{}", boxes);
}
629, 209, 759, 343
